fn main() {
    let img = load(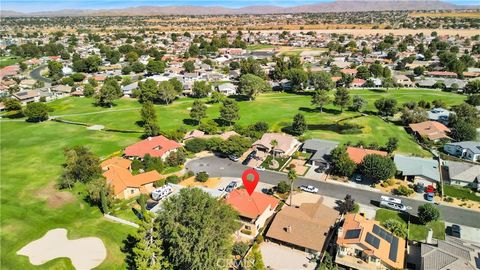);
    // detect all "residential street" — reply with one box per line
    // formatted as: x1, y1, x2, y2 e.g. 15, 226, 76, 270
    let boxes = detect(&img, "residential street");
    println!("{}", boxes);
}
186, 156, 480, 228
